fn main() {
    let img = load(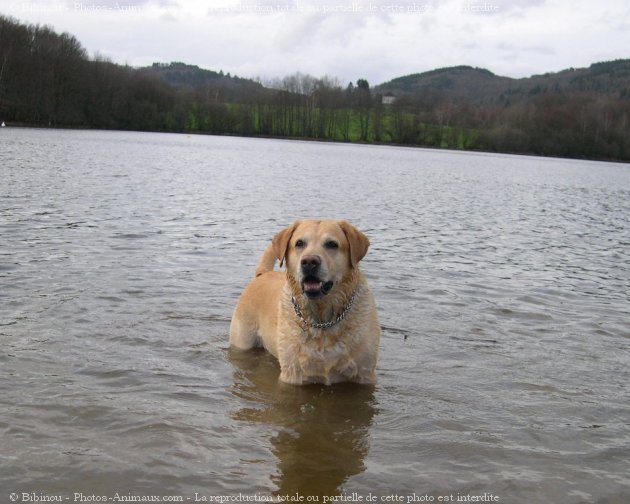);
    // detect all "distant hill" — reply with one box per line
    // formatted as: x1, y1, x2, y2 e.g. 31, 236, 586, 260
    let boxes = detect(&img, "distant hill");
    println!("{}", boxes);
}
139, 62, 268, 102
141, 62, 223, 89
376, 66, 512, 104
376, 60, 630, 104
